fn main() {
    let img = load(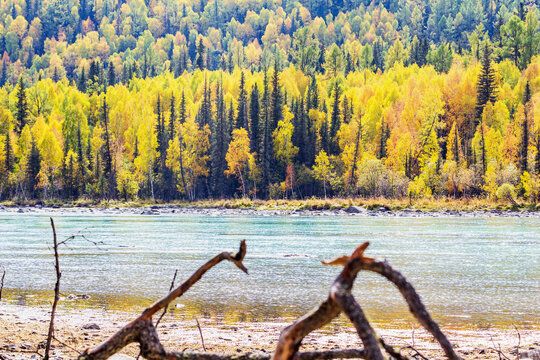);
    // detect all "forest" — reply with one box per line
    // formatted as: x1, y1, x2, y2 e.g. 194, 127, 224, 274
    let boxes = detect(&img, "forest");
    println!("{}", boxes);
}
0, 0, 539, 202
